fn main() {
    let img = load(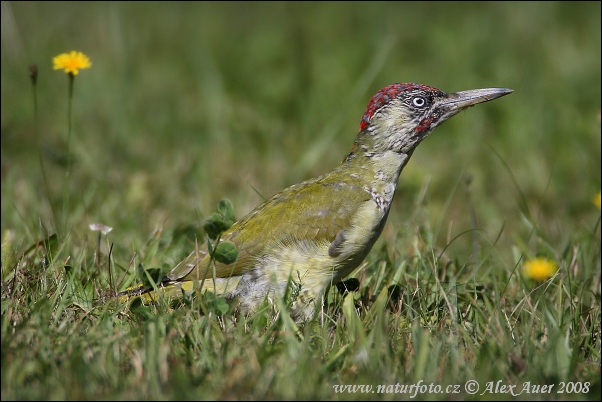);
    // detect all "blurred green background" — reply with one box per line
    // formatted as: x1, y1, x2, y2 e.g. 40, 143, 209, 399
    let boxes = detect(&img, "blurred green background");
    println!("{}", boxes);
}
1, 1, 600, 260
